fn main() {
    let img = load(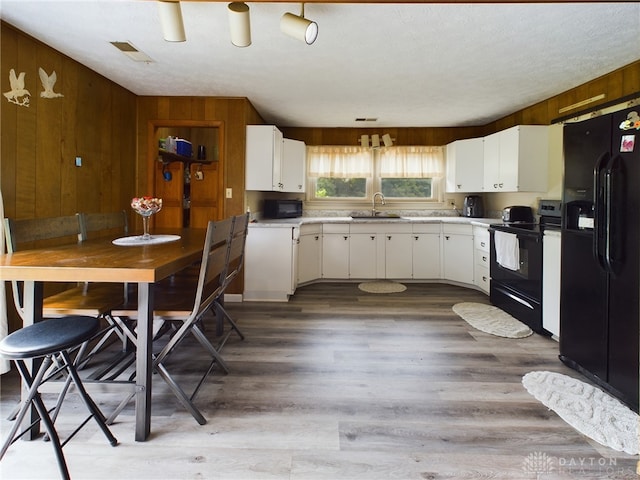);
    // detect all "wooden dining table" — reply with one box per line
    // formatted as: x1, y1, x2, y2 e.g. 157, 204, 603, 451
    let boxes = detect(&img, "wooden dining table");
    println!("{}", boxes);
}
0, 227, 206, 441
